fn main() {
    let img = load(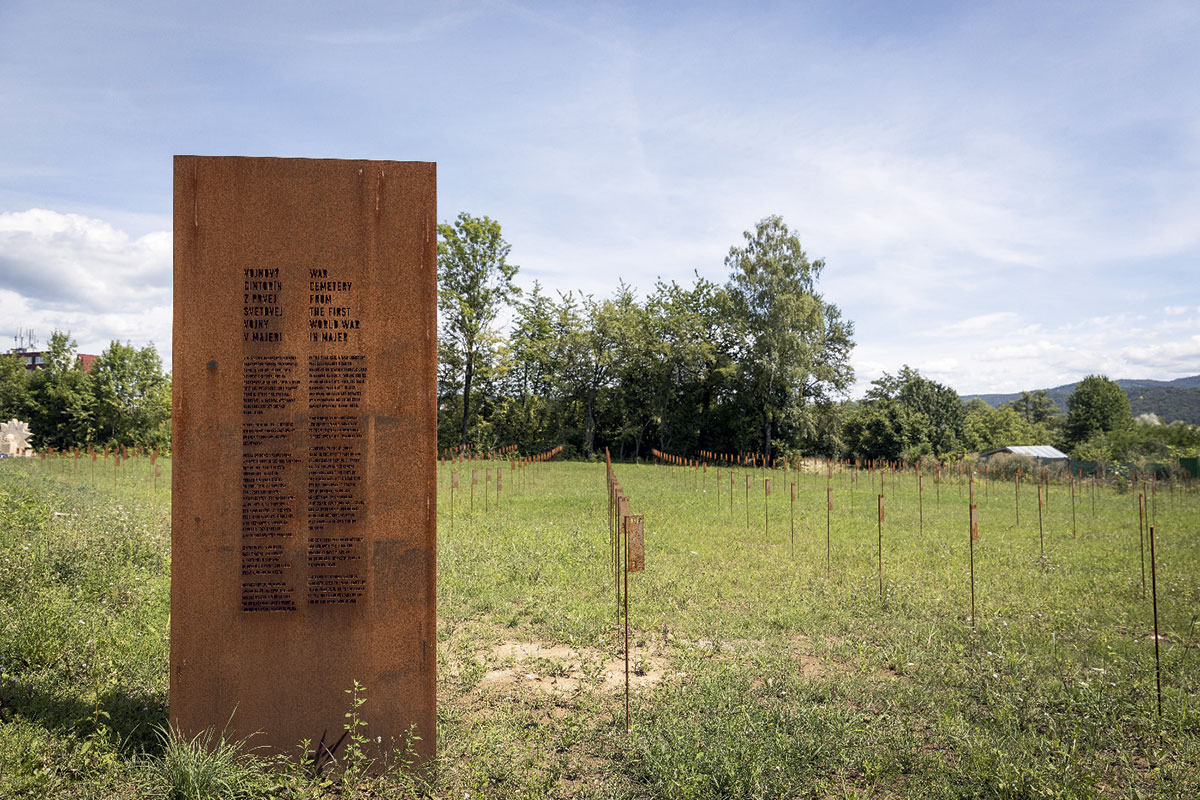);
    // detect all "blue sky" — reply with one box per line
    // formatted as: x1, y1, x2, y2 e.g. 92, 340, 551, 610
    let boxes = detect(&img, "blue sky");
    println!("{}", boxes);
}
1, 0, 1198, 395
